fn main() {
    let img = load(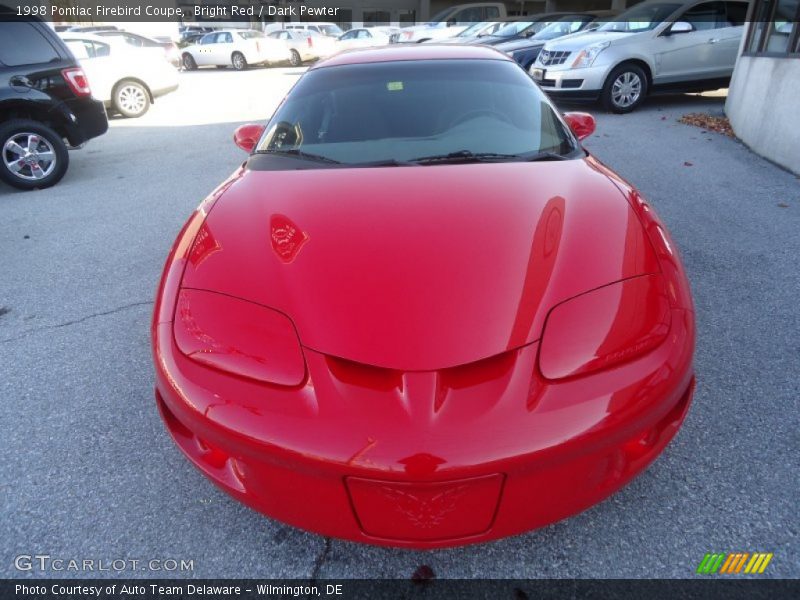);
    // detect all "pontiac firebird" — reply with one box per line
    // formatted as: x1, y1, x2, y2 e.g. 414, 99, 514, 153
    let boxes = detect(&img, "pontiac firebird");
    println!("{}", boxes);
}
152, 45, 695, 548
